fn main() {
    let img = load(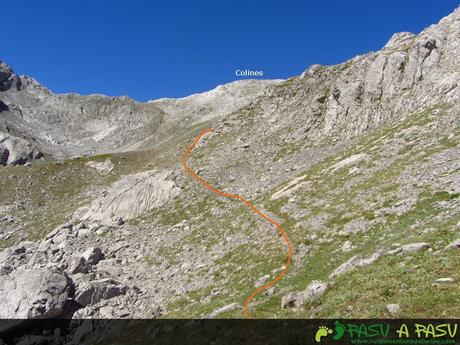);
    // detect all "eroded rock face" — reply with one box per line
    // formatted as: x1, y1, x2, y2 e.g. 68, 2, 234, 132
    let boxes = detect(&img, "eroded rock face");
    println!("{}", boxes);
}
75, 278, 127, 307
81, 170, 182, 224
0, 267, 70, 319
0, 132, 42, 166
